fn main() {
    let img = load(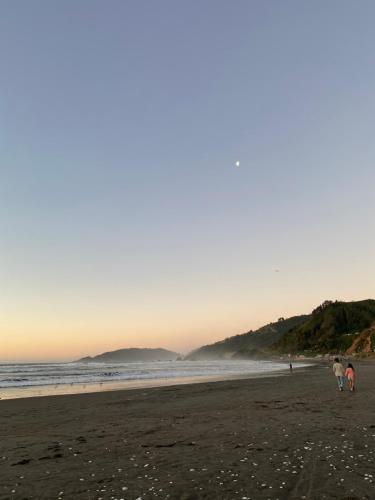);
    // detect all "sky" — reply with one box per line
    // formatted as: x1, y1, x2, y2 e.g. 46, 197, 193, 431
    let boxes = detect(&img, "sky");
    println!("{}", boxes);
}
1, 1, 375, 362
